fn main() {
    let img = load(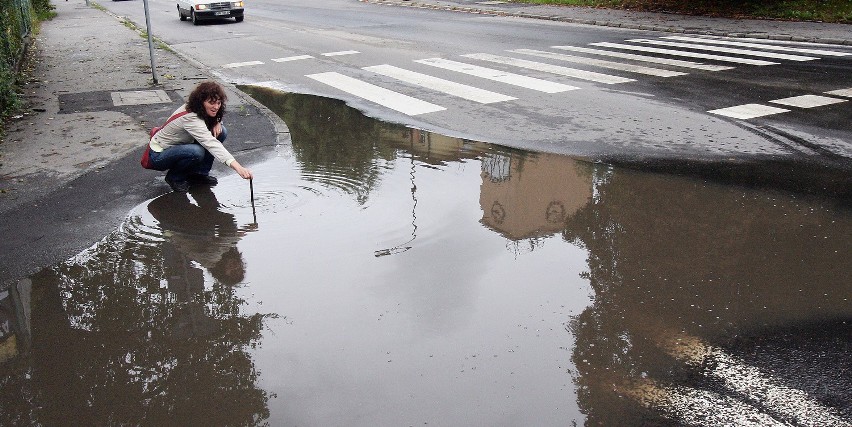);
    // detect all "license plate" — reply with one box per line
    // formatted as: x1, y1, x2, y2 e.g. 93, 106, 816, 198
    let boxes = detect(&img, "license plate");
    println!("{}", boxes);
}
214, 11, 229, 15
